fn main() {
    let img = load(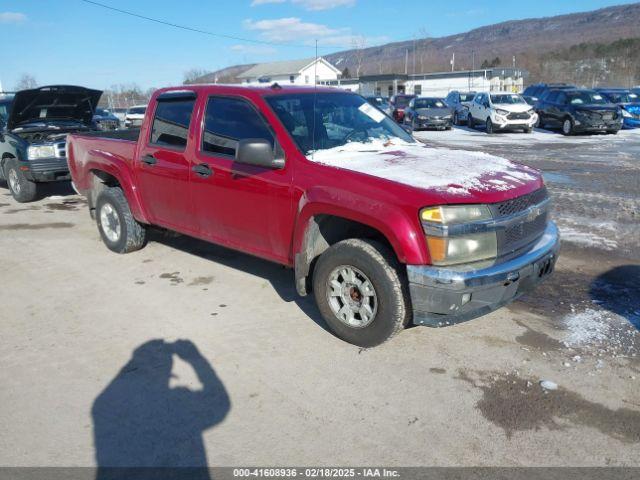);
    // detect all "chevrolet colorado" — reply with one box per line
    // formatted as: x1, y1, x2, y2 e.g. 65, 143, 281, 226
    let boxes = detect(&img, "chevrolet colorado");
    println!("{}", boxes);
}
68, 85, 560, 347
1, 85, 102, 202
